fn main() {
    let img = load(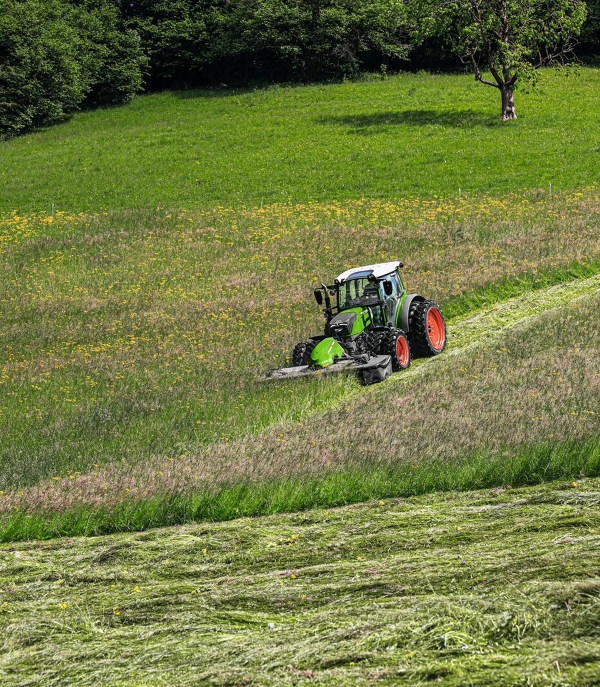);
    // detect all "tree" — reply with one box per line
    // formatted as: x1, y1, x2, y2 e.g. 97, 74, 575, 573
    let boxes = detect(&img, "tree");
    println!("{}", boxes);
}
0, 0, 145, 138
122, 0, 211, 88
579, 0, 600, 58
123, 0, 411, 87
250, 0, 410, 81
0, 0, 84, 137
70, 0, 147, 107
414, 0, 587, 119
